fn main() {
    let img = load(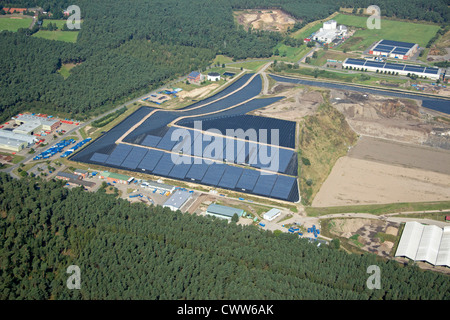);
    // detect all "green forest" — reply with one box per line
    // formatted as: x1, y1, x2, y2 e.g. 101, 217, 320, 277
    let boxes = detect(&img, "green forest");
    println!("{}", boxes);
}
0, 173, 448, 299
0, 0, 449, 122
